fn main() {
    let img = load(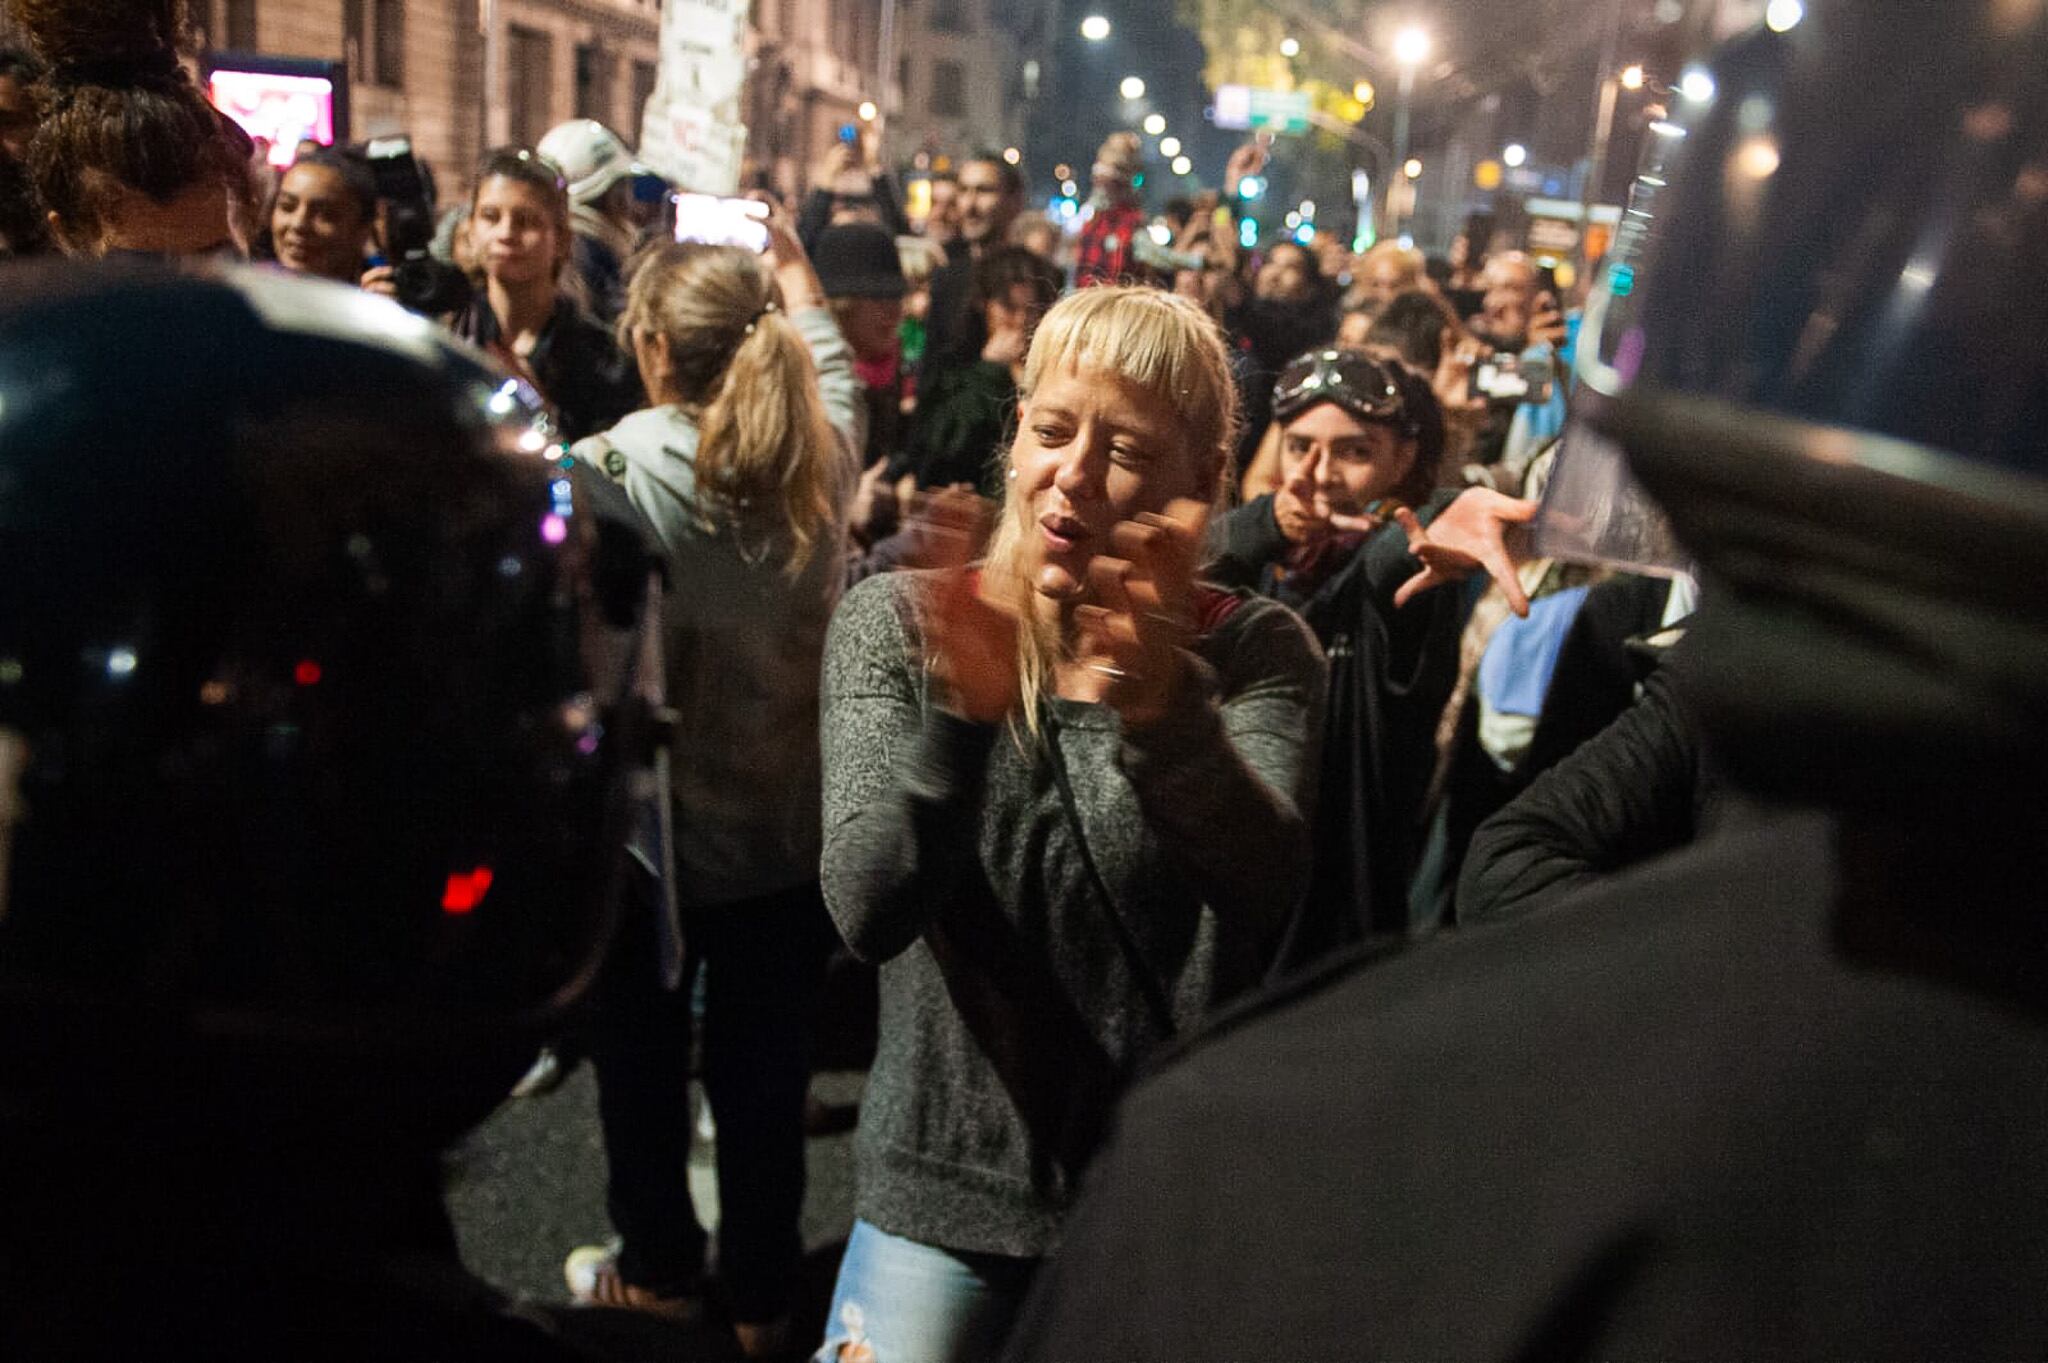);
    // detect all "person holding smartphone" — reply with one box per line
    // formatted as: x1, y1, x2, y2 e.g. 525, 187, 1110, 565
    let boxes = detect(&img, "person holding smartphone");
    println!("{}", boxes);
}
563, 206, 862, 1359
